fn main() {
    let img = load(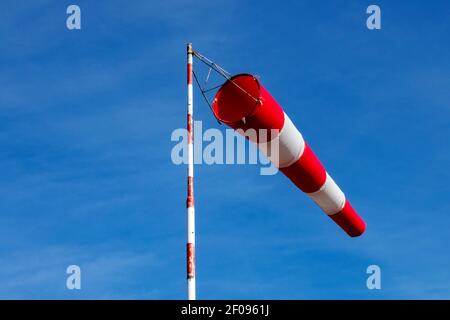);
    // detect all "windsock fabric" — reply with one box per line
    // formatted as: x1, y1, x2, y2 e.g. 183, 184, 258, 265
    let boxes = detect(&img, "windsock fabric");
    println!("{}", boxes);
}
212, 74, 366, 237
